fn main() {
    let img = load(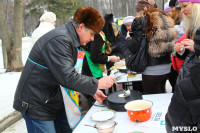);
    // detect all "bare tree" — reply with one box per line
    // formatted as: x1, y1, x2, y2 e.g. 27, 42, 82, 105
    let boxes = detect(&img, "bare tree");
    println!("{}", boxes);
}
0, 0, 24, 71
83, 0, 168, 17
